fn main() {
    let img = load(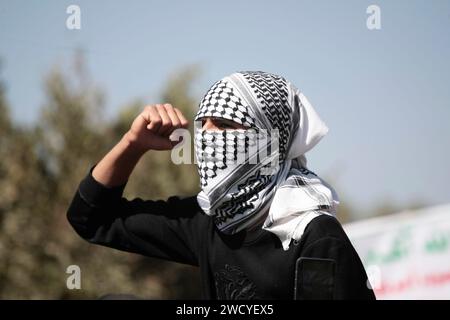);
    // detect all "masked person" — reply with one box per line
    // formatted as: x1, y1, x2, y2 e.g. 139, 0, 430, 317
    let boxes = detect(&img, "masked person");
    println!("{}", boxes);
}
67, 71, 376, 300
